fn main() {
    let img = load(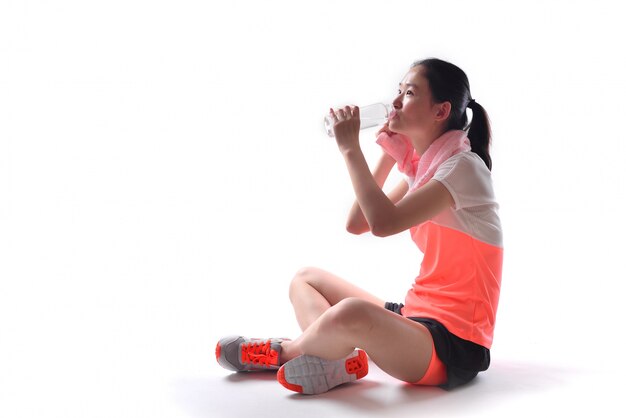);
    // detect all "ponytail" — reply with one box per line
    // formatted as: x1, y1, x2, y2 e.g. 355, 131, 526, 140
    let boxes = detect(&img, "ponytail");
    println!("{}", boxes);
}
411, 58, 493, 171
466, 100, 492, 171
